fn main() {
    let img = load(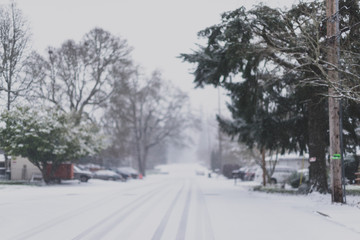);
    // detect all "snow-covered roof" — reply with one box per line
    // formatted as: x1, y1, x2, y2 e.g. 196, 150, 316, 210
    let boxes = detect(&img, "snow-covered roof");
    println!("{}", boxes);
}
265, 153, 309, 161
